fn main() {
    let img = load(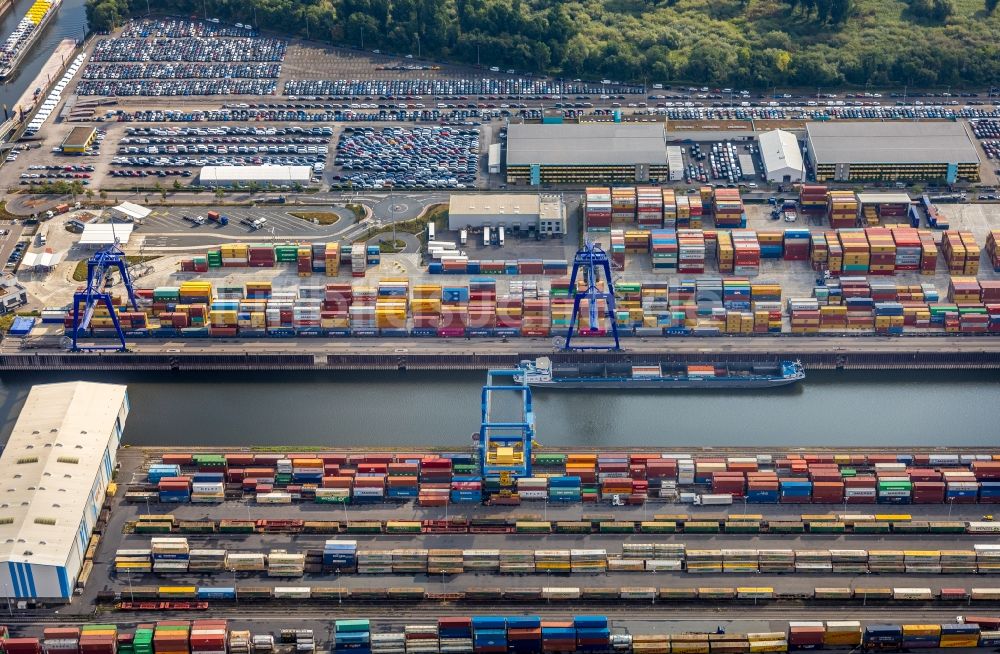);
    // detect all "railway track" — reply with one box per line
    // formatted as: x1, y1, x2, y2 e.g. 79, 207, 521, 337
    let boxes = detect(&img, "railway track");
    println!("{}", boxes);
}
7, 602, 998, 626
